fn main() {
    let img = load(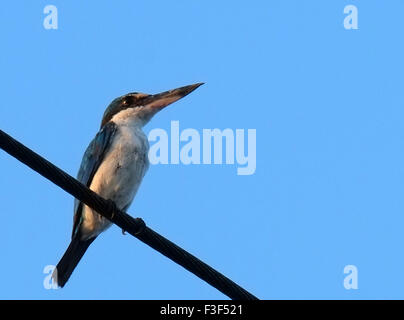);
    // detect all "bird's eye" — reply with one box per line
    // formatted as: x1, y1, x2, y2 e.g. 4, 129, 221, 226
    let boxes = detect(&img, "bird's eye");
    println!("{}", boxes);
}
122, 97, 131, 106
